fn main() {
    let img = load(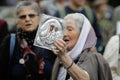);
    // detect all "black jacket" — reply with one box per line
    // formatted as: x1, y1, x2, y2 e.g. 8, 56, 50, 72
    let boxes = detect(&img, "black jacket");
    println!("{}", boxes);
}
0, 32, 56, 80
